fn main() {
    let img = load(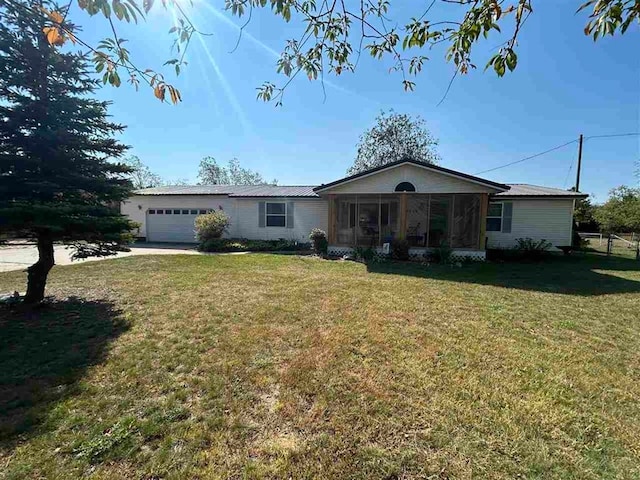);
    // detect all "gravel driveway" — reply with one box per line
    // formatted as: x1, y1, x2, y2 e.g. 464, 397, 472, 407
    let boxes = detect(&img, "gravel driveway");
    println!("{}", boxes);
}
0, 242, 201, 272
